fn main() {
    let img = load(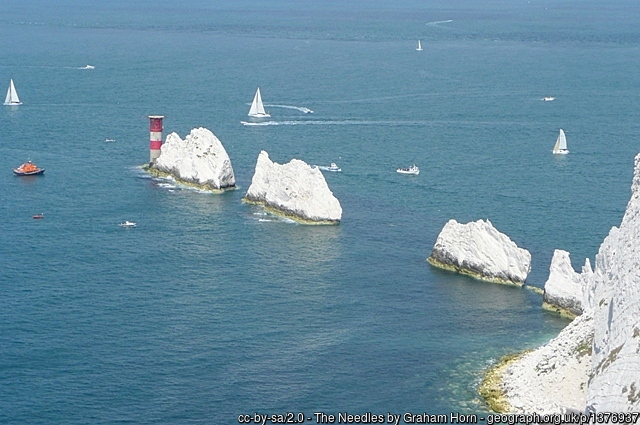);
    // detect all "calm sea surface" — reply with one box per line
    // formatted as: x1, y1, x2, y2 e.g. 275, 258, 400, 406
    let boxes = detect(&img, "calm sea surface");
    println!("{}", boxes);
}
1, 1, 639, 423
